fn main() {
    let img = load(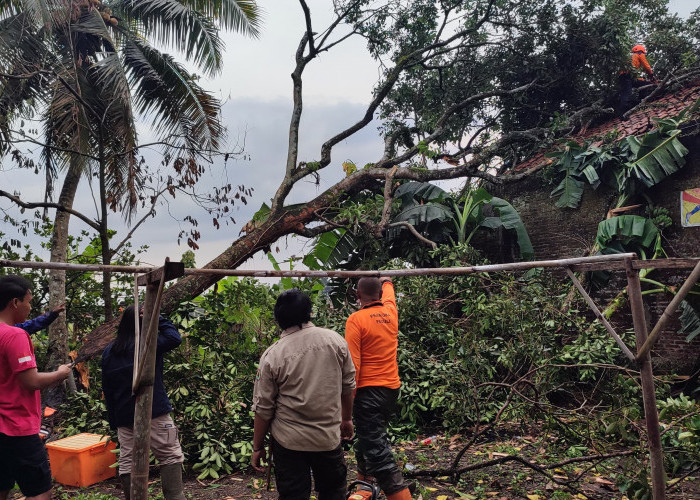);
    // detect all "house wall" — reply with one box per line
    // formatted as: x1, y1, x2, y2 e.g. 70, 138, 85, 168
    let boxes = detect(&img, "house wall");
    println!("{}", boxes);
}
484, 134, 700, 374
